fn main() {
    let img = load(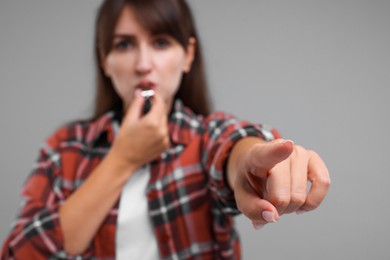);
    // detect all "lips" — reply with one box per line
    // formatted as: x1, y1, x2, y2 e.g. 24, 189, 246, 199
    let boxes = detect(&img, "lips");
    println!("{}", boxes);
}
136, 80, 156, 90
